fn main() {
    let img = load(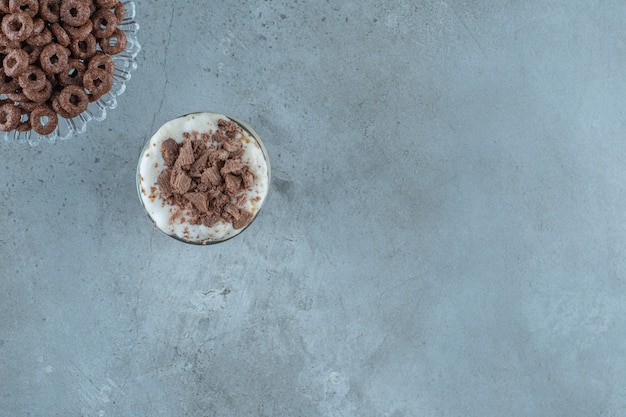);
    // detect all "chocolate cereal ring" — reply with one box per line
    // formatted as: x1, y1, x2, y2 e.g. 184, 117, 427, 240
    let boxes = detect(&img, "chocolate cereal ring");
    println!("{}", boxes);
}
17, 64, 46, 90
63, 19, 91, 40
87, 52, 114, 75
50, 22, 70, 46
0, 36, 21, 49
91, 9, 117, 39
30, 104, 58, 135
39, 43, 69, 73
50, 91, 73, 118
0, 102, 20, 130
59, 57, 85, 86
96, 0, 116, 7
6, 88, 27, 102
60, 0, 91, 27
2, 12, 34, 42
17, 100, 38, 111
9, 0, 39, 17
26, 27, 51, 46
0, 68, 19, 93
0, 0, 9, 13
32, 17, 45, 33
3, 48, 29, 77
23, 79, 52, 102
21, 43, 42, 64
39, 0, 60, 23
82, 67, 111, 99
58, 84, 88, 116
100, 28, 126, 55
15, 107, 30, 131
69, 33, 96, 59
113, 1, 125, 21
